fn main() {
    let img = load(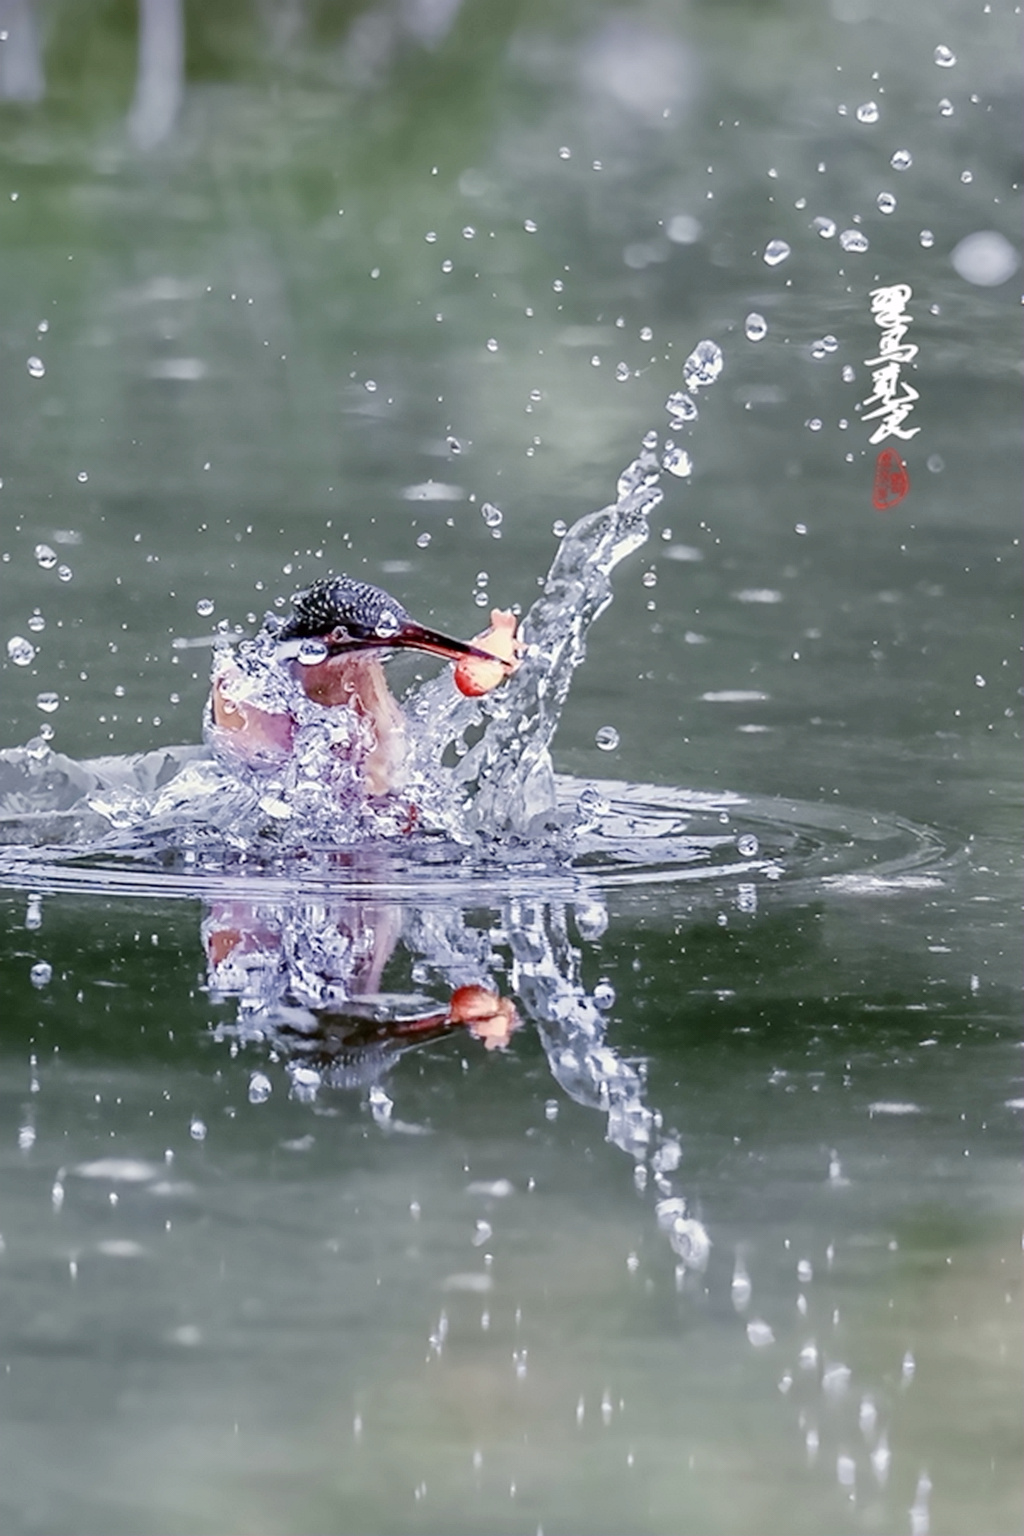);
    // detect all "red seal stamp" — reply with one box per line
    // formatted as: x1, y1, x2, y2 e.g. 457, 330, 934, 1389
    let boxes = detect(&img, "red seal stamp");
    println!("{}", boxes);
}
872, 447, 910, 511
